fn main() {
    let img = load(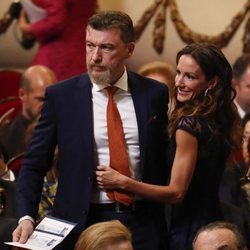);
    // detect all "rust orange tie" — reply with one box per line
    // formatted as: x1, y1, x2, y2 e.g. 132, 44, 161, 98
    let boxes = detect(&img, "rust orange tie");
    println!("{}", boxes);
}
106, 86, 133, 205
